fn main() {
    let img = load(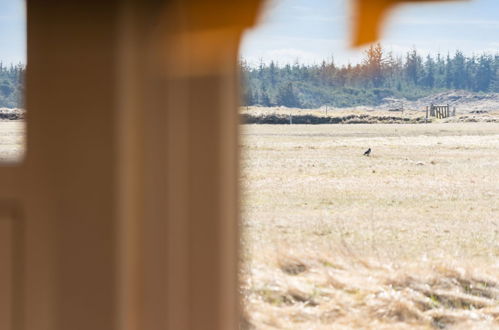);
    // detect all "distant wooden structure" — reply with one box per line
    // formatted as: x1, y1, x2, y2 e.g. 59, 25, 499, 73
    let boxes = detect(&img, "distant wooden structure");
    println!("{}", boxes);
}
426, 104, 456, 119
